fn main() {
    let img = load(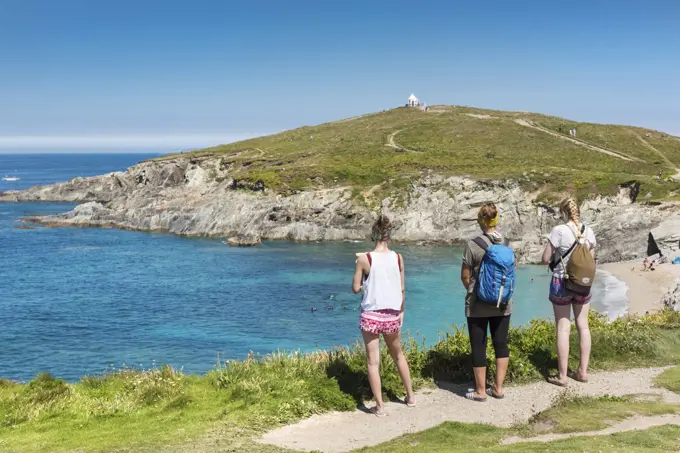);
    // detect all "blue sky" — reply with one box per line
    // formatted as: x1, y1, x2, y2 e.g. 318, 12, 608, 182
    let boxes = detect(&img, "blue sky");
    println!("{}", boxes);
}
0, 0, 678, 151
